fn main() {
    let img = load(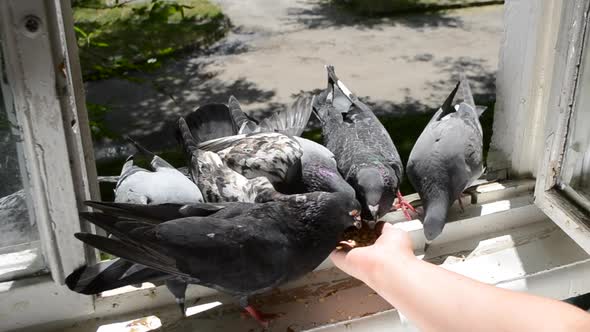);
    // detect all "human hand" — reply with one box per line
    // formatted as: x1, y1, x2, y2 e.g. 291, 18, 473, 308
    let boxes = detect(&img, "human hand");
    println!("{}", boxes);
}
330, 223, 415, 287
